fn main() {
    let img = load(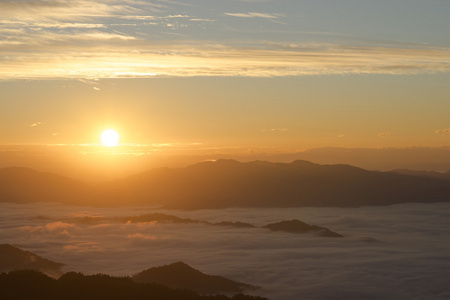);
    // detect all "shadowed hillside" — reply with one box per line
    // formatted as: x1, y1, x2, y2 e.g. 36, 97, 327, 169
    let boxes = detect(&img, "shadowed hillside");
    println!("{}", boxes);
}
133, 262, 257, 295
0, 167, 93, 205
263, 220, 343, 237
0, 270, 267, 300
101, 160, 450, 209
2, 160, 450, 209
391, 169, 450, 181
0, 244, 64, 278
